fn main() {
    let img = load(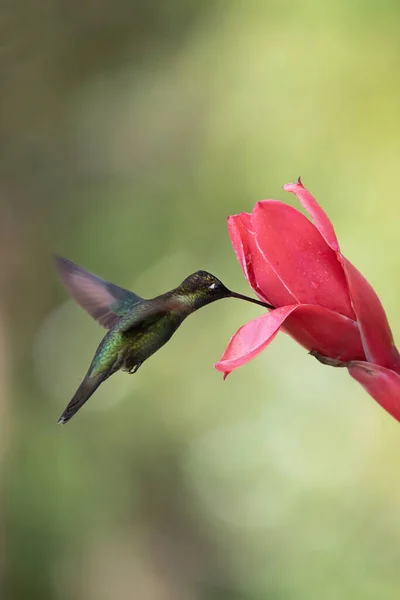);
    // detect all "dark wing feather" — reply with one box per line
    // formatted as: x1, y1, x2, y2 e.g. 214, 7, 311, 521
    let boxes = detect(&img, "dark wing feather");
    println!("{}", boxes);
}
114, 295, 182, 333
54, 255, 143, 329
